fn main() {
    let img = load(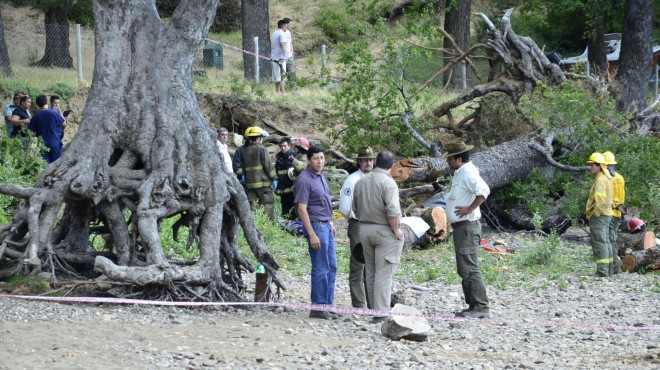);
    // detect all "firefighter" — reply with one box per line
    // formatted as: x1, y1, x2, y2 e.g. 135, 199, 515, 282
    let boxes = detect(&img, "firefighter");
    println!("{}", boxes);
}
240, 126, 277, 221
585, 152, 614, 277
603, 151, 625, 274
